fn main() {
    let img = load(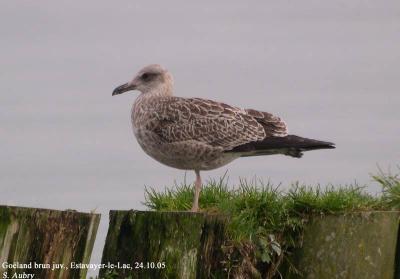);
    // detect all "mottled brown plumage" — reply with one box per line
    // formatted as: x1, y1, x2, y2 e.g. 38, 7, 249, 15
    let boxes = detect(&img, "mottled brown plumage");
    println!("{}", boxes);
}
136, 97, 287, 150
113, 64, 335, 211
